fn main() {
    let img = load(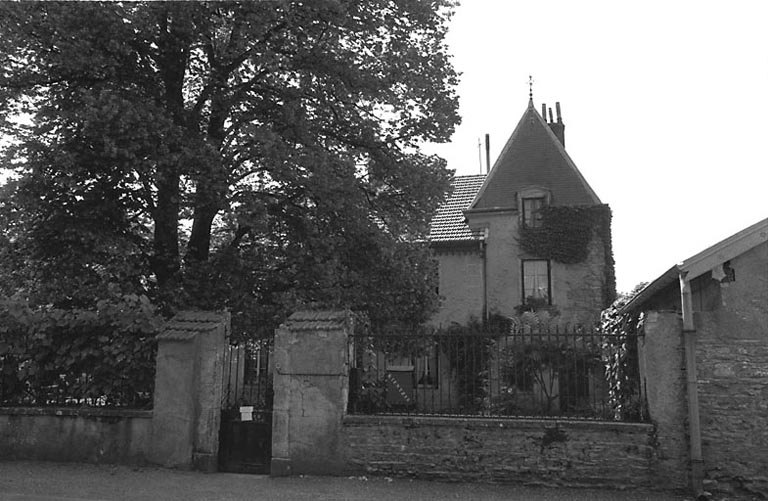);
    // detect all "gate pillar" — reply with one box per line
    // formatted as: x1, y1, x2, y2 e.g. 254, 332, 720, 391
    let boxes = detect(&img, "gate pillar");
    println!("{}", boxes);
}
270, 310, 352, 476
148, 311, 229, 471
